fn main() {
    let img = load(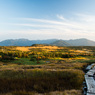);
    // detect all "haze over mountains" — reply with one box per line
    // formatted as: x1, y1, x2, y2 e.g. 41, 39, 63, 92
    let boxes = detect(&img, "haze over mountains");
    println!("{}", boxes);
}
0, 38, 95, 46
